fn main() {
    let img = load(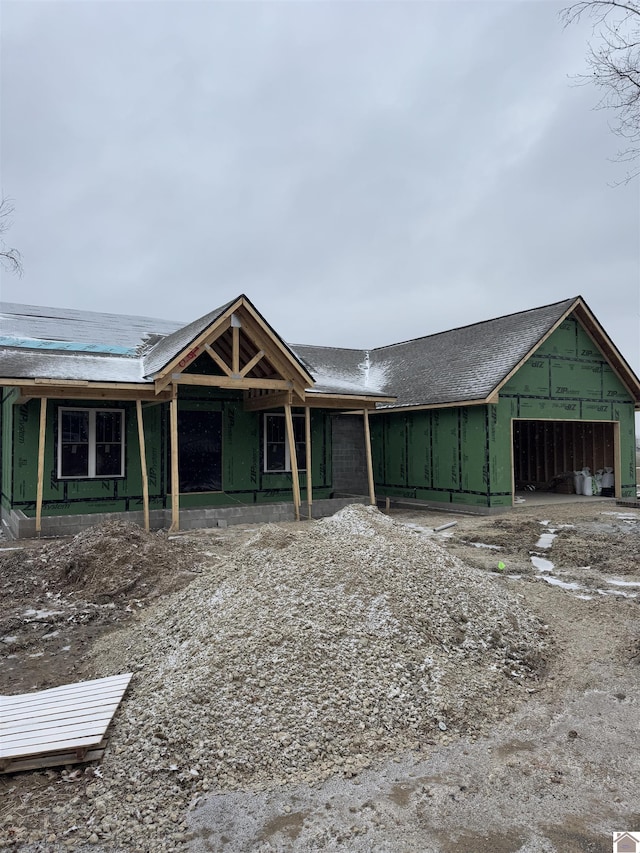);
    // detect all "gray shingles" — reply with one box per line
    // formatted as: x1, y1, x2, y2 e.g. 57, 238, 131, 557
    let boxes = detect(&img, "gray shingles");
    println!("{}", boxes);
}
293, 298, 578, 405
142, 298, 236, 377
0, 302, 182, 351
0, 296, 579, 402
371, 298, 577, 407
